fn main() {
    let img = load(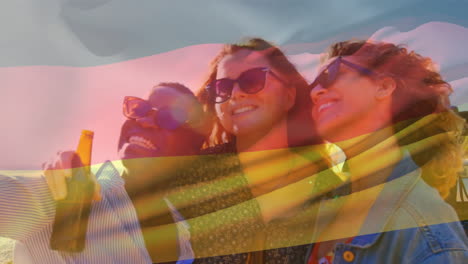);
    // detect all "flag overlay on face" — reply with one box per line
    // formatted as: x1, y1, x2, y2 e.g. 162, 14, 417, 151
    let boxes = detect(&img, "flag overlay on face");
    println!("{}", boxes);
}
1, 1, 468, 263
